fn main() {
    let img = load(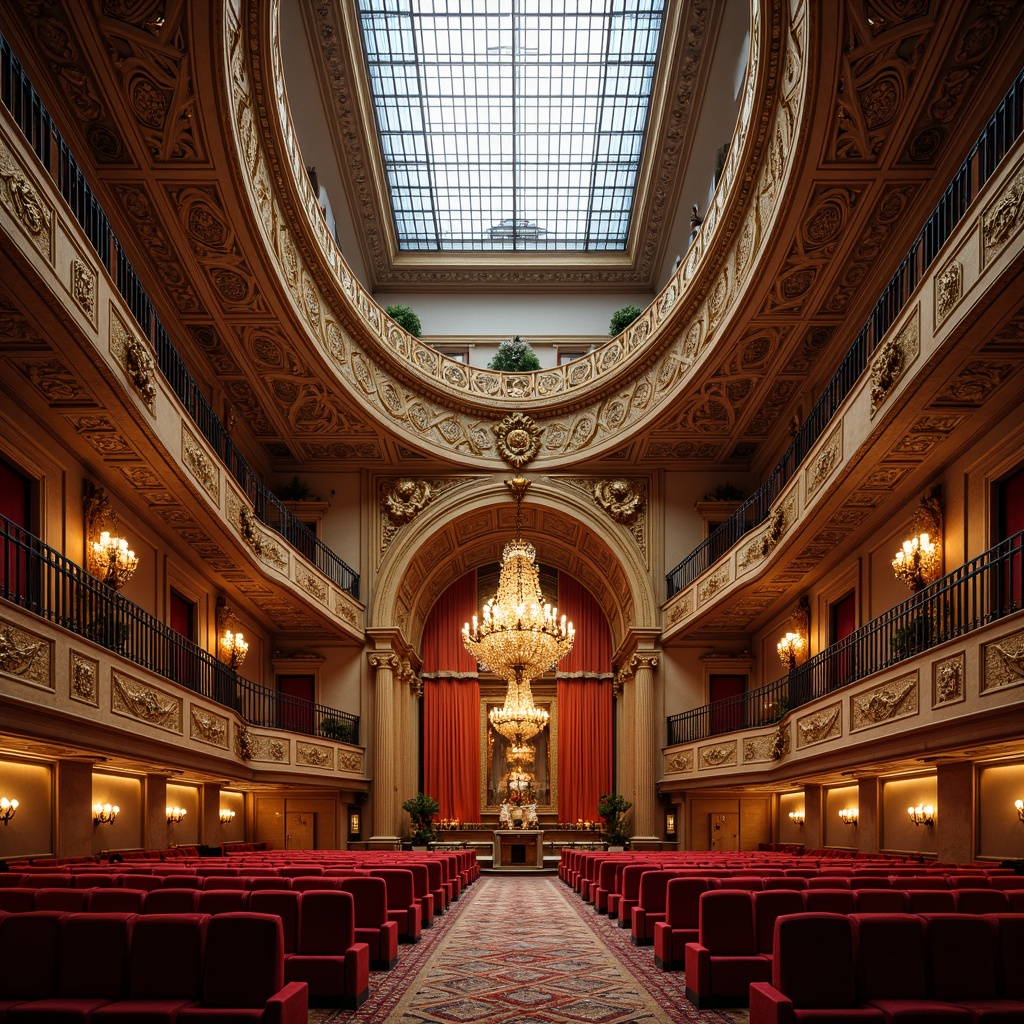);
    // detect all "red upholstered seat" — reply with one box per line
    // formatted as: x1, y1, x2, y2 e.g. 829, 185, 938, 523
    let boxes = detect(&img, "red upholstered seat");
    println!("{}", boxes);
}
806, 876, 853, 889
593, 859, 626, 914
852, 913, 970, 1022
631, 869, 681, 946
246, 876, 294, 891
893, 875, 949, 889
200, 875, 248, 890
749, 912, 884, 1023
121, 875, 163, 892
143, 888, 199, 914
753, 889, 805, 959
0, 874, 27, 887
0, 888, 35, 912
653, 877, 714, 970
87, 888, 147, 914
0, 911, 64, 1014
278, 865, 323, 877
249, 890, 300, 953
616, 864, 653, 930
287, 891, 370, 1009
161, 875, 201, 889
291, 877, 342, 891
991, 914, 1024, 1000
850, 877, 894, 889
20, 873, 72, 888
763, 876, 808, 890
196, 889, 249, 915
902, 889, 956, 914
71, 873, 116, 888
684, 889, 771, 1008
339, 876, 399, 969
952, 889, 1010, 914
369, 868, 421, 942
33, 888, 89, 912
803, 889, 858, 915
854, 889, 907, 914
